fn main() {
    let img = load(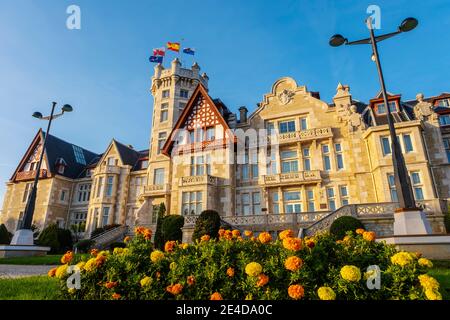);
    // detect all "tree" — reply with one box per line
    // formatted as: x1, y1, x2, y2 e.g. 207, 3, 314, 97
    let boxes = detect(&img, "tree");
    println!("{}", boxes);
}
37, 223, 73, 253
154, 203, 166, 250
329, 216, 365, 240
192, 210, 221, 242
0, 224, 12, 244
162, 215, 184, 242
